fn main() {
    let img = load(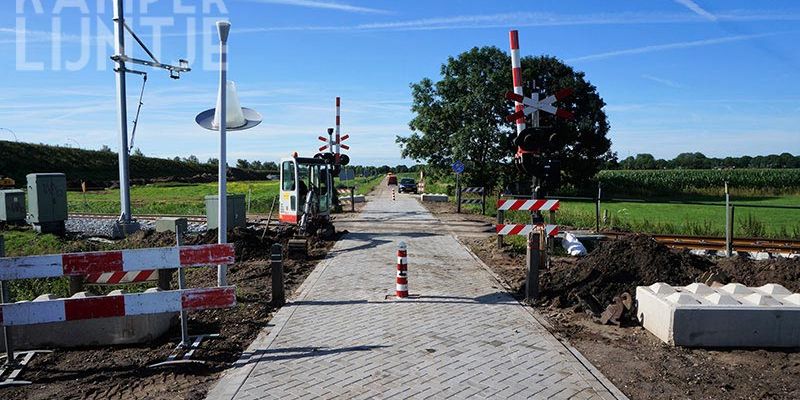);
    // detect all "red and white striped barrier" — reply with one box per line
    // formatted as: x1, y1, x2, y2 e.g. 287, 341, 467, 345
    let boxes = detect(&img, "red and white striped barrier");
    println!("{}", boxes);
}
0, 244, 234, 281
496, 224, 559, 237
0, 287, 235, 327
509, 30, 525, 135
496, 199, 559, 212
86, 270, 158, 285
396, 242, 408, 298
